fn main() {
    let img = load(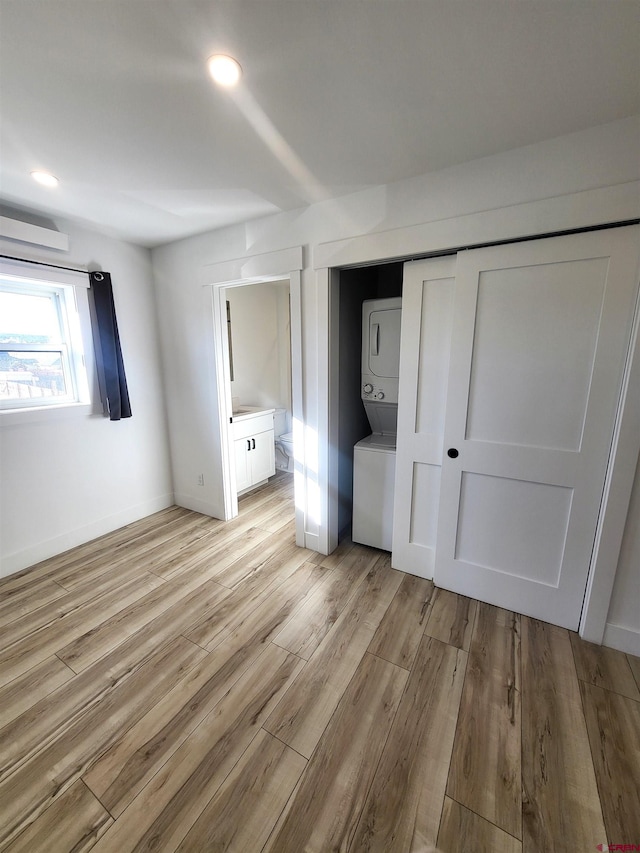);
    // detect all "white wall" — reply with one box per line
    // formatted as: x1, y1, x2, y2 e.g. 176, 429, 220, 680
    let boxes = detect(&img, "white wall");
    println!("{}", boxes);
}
228, 281, 291, 412
151, 115, 640, 649
0, 217, 173, 575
